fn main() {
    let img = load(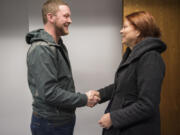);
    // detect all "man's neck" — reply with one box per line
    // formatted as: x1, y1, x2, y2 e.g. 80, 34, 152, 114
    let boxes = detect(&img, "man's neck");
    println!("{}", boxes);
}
44, 25, 60, 44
